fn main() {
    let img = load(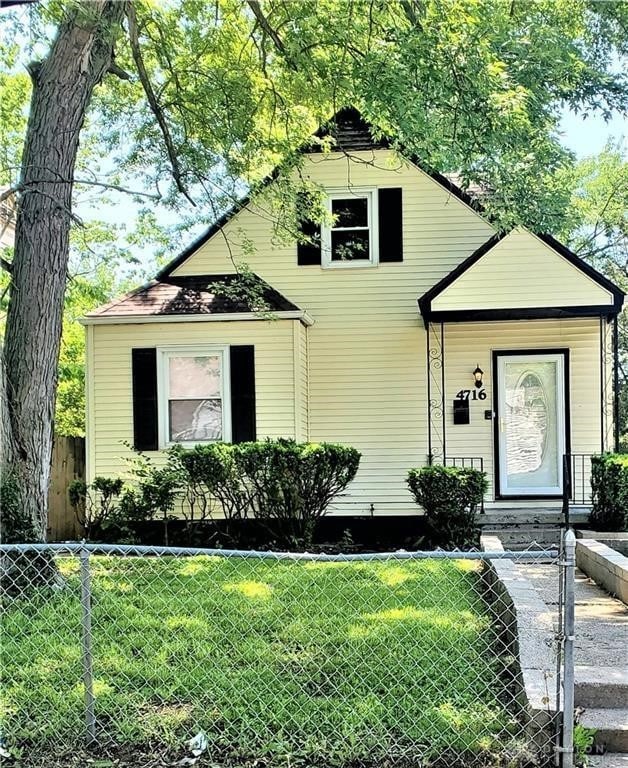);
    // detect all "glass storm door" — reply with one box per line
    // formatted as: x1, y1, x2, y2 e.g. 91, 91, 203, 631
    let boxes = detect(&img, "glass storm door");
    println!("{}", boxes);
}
496, 353, 566, 497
